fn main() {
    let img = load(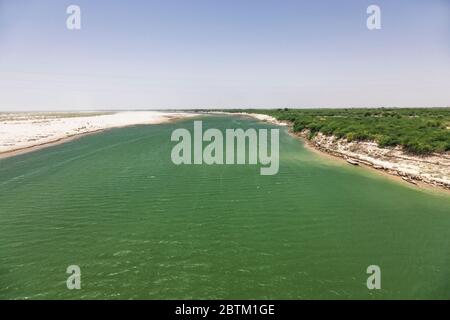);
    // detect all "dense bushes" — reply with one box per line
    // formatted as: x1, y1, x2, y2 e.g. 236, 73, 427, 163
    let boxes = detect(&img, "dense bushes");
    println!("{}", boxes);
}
242, 108, 450, 155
